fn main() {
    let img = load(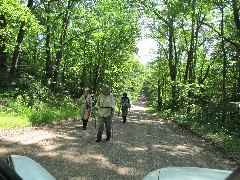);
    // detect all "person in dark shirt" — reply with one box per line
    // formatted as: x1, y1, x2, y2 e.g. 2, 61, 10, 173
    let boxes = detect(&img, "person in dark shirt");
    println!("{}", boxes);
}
120, 92, 131, 123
